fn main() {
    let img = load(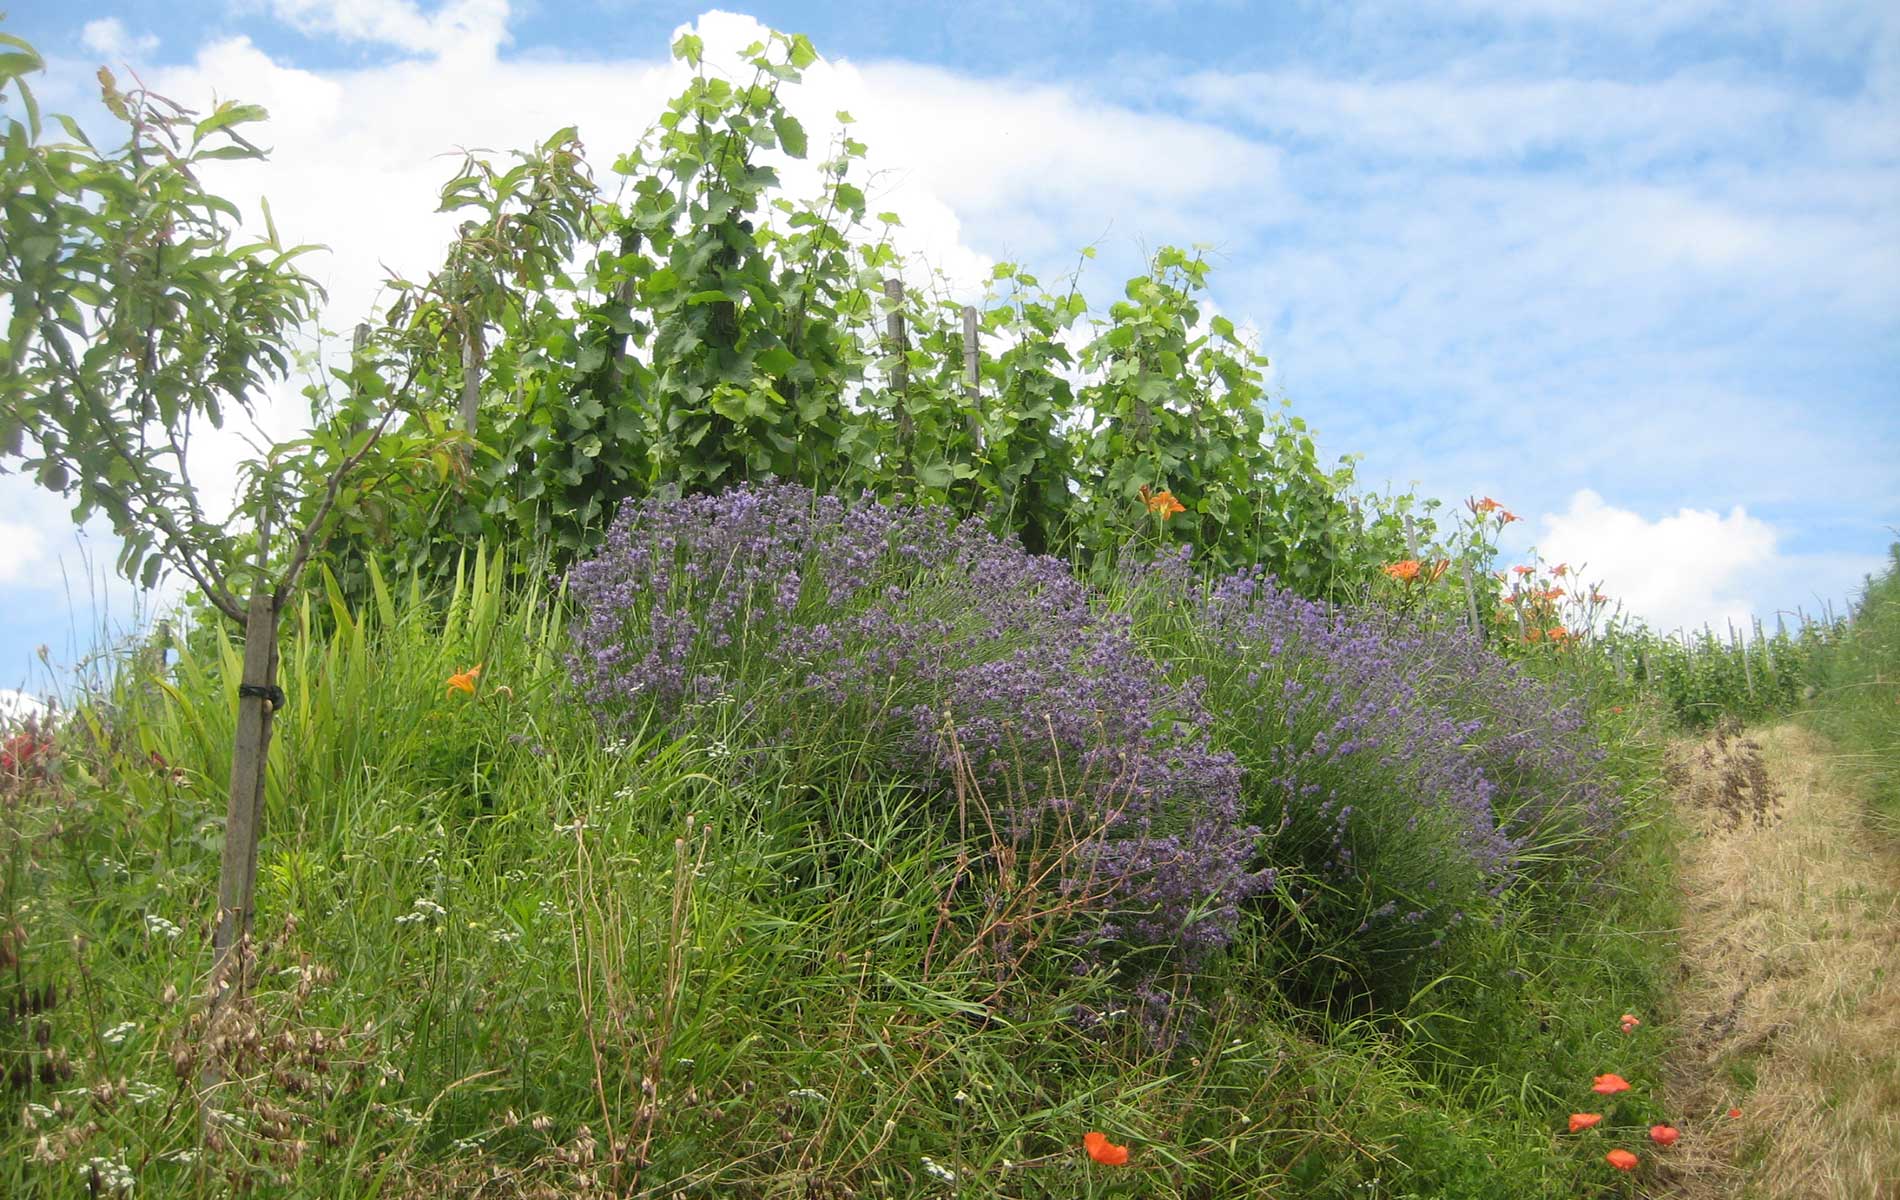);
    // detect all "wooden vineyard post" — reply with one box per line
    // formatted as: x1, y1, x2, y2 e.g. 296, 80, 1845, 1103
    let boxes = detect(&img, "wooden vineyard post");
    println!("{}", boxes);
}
961, 304, 983, 447
884, 278, 912, 477
210, 507, 281, 1013
459, 319, 483, 467
346, 323, 370, 441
